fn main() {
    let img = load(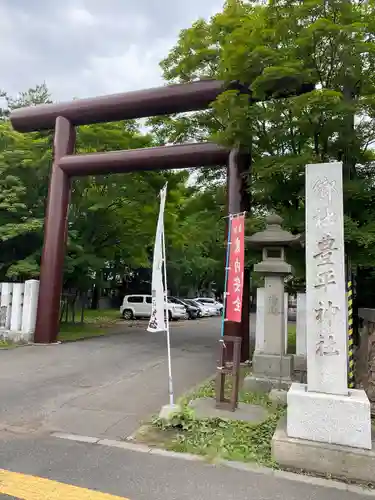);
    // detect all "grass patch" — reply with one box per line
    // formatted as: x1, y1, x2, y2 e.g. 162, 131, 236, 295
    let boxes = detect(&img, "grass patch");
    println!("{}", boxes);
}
135, 373, 285, 467
58, 309, 121, 342
287, 324, 296, 354
160, 406, 284, 466
0, 339, 17, 349
80, 309, 120, 323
